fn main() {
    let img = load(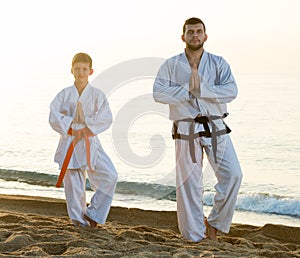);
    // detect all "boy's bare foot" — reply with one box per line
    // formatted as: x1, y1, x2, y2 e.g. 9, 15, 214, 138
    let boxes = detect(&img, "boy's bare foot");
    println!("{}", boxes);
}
73, 220, 89, 228
84, 214, 97, 228
204, 217, 218, 241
